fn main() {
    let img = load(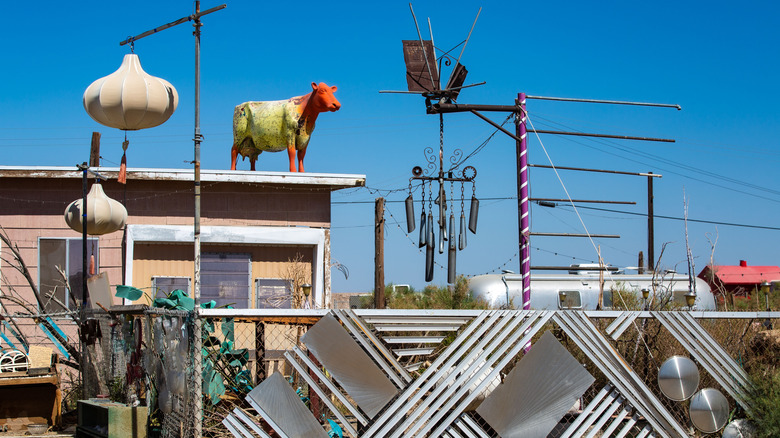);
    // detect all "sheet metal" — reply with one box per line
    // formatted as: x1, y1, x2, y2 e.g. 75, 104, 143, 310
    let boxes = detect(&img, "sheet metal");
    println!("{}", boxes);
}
476, 331, 594, 438
289, 347, 369, 426
283, 350, 359, 437
365, 311, 499, 438
339, 309, 411, 383
402, 311, 533, 437
424, 311, 555, 438
332, 310, 407, 387
302, 313, 398, 418
246, 372, 327, 437
553, 311, 683, 437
